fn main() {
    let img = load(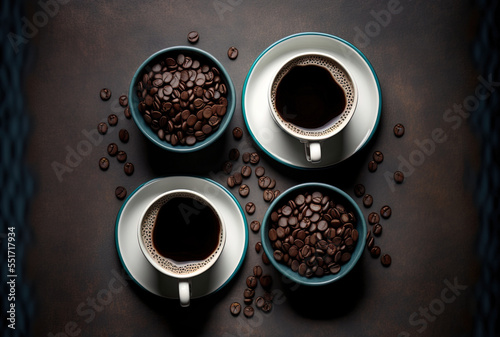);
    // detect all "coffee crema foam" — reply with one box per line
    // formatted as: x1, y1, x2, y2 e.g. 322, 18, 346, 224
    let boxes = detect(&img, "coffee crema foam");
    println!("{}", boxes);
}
270, 55, 356, 137
141, 193, 224, 275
